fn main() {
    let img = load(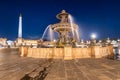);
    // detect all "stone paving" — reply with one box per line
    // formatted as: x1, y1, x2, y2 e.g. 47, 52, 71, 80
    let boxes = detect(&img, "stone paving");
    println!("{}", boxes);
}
45, 59, 120, 80
0, 49, 120, 80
